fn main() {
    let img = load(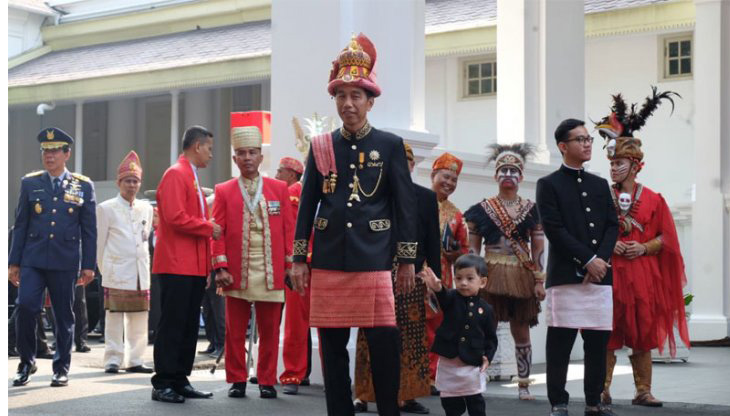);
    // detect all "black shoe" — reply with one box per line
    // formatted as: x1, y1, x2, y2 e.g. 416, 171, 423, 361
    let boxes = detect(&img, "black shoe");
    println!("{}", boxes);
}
353, 399, 368, 413
430, 385, 440, 396
152, 387, 185, 403
400, 400, 430, 414
75, 344, 91, 353
550, 404, 569, 416
228, 382, 247, 398
12, 362, 37, 386
198, 344, 215, 354
300, 377, 310, 386
105, 364, 119, 373
126, 364, 154, 374
208, 347, 224, 359
282, 383, 298, 395
249, 376, 258, 384
176, 384, 213, 399
259, 385, 277, 399
585, 404, 616, 416
36, 350, 54, 359
50, 372, 69, 387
